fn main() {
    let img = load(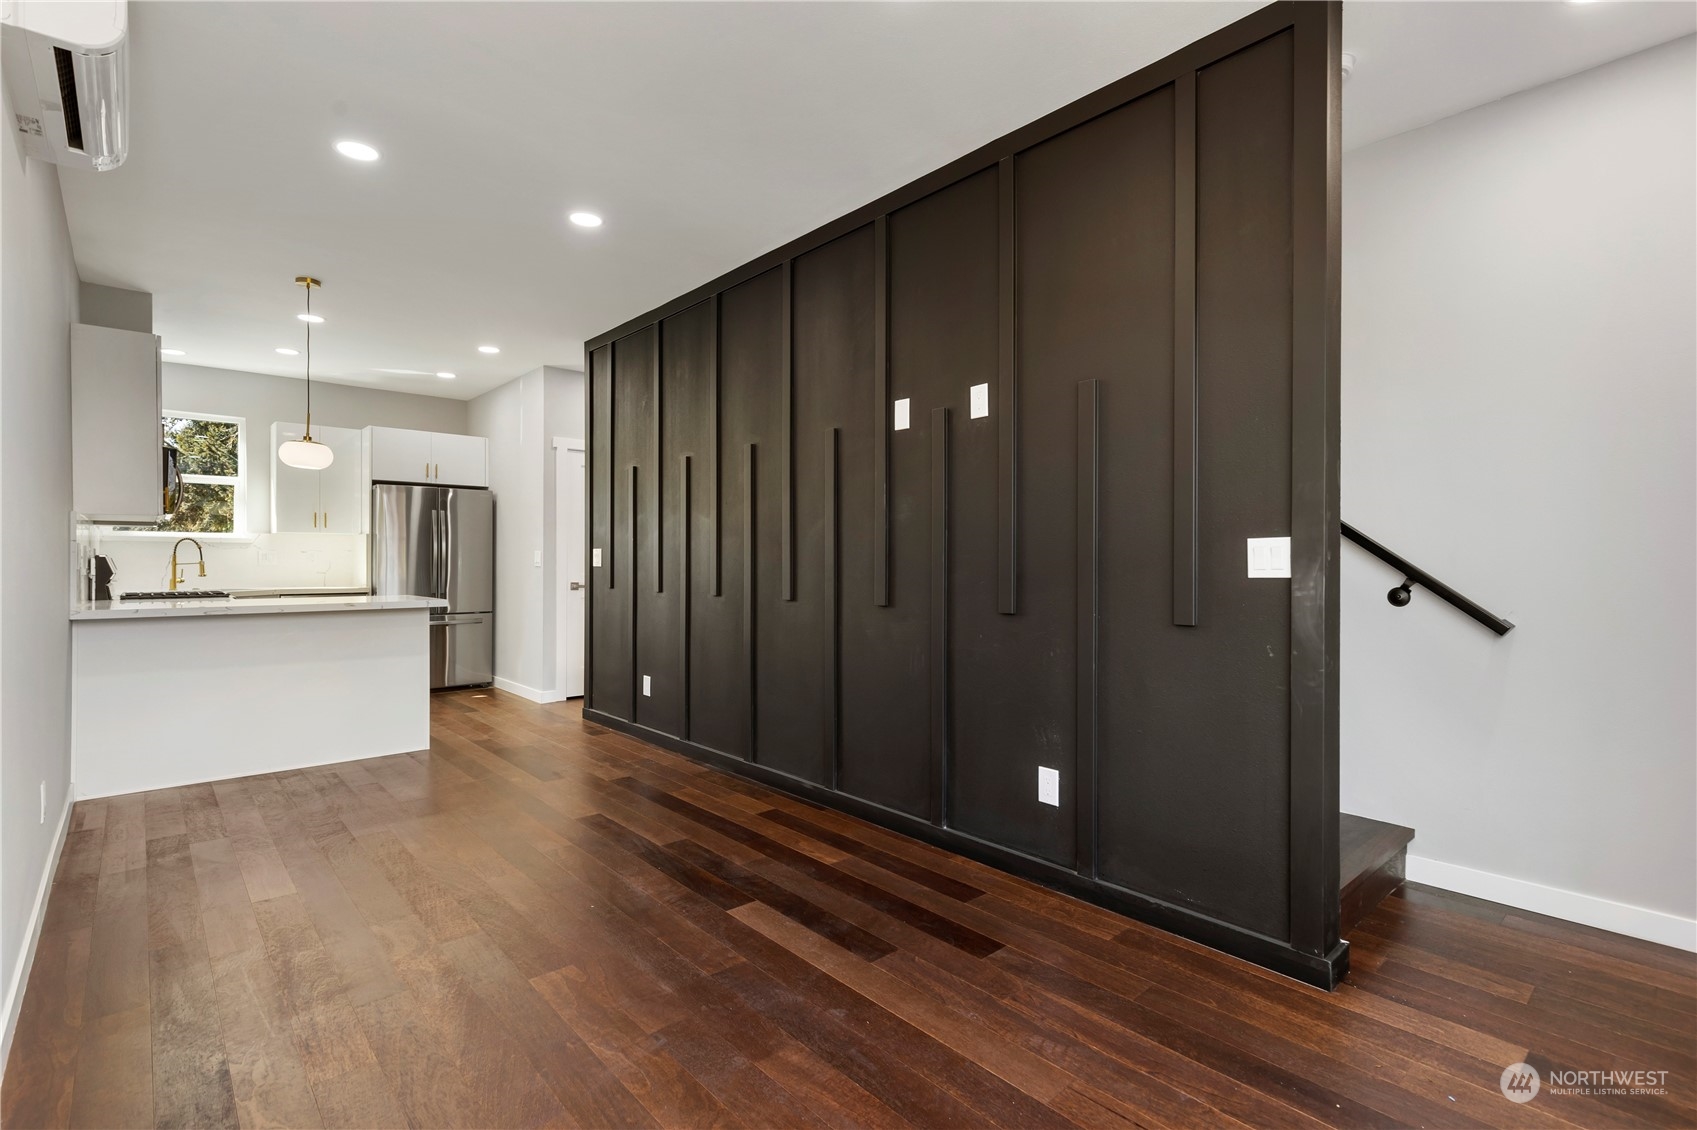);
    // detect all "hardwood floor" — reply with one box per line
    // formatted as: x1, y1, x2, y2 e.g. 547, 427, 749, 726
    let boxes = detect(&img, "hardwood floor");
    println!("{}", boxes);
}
5, 690, 1694, 1129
